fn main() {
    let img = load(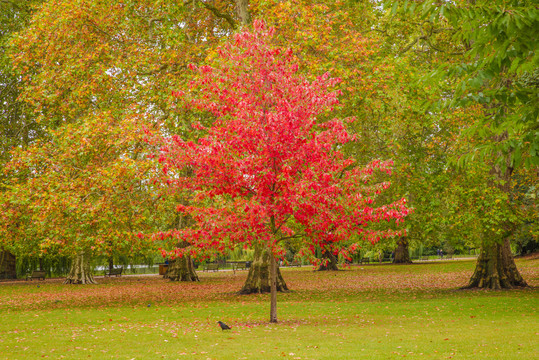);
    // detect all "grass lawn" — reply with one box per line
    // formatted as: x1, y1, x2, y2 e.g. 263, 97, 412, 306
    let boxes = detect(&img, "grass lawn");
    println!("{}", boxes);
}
1, 257, 537, 359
